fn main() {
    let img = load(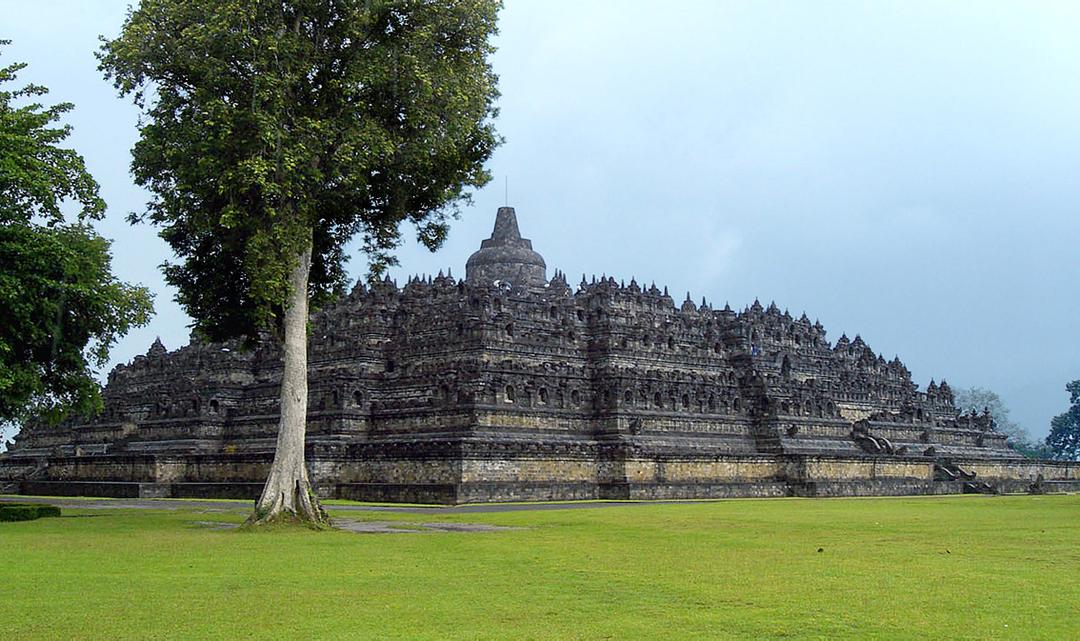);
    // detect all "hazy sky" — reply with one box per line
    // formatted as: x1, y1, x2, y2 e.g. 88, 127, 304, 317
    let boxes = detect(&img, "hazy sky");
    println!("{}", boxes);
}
3, 1, 1078, 439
